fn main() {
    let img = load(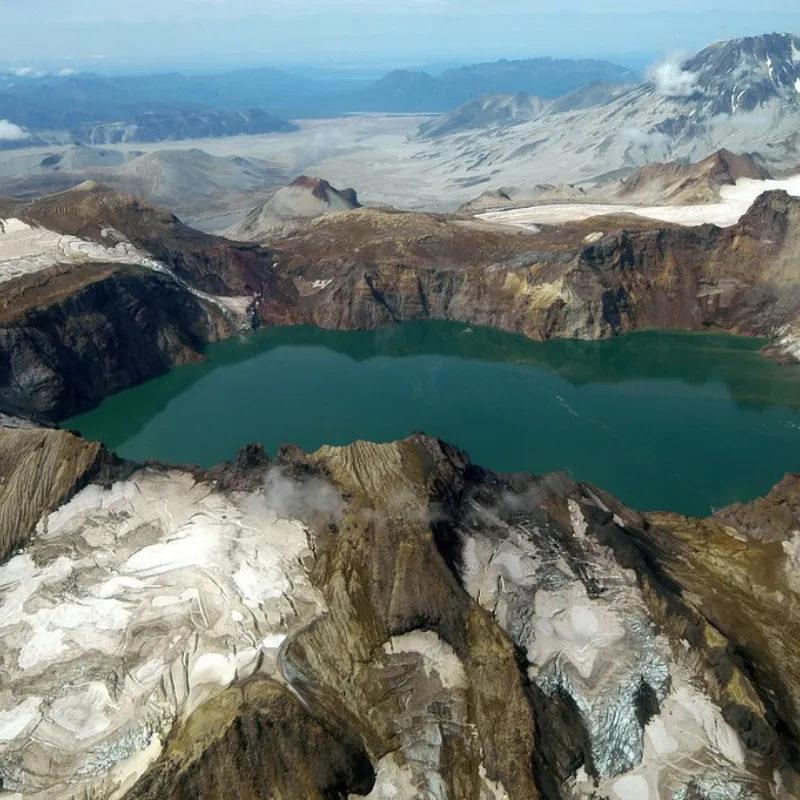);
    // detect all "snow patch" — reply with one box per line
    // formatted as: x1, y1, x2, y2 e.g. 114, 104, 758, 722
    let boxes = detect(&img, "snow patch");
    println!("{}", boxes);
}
613, 774, 650, 800
479, 172, 800, 230
782, 532, 800, 592
384, 631, 467, 690
18, 626, 67, 670
479, 763, 510, 800
0, 470, 326, 797
49, 683, 115, 740
644, 716, 679, 754
568, 499, 588, 539
0, 697, 42, 741
190, 653, 238, 688
351, 753, 419, 799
